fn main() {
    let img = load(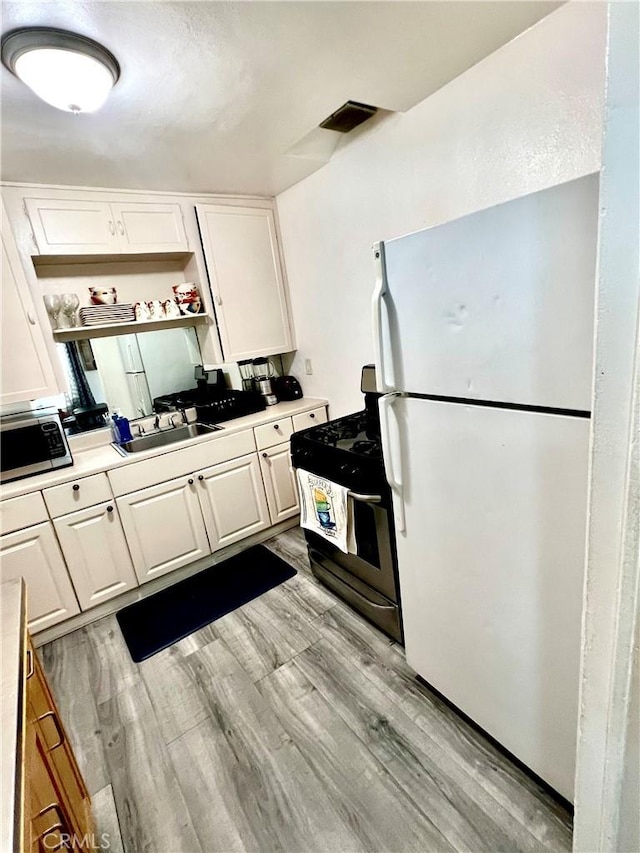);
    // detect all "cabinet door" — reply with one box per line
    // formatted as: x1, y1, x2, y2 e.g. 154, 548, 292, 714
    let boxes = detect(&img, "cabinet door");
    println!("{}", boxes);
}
53, 502, 138, 610
1, 207, 59, 405
0, 522, 79, 632
110, 202, 189, 253
196, 204, 293, 360
116, 477, 210, 584
24, 198, 119, 254
259, 442, 299, 524
197, 454, 270, 550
